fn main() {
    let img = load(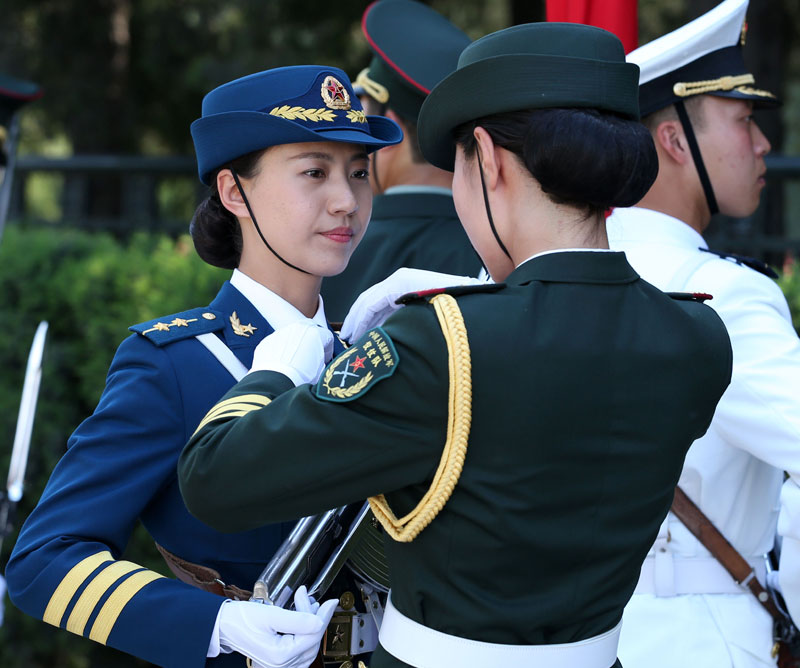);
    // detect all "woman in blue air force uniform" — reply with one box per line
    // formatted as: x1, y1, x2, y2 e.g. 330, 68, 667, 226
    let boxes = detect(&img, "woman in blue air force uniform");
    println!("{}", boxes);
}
6, 65, 401, 668
180, 24, 734, 668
